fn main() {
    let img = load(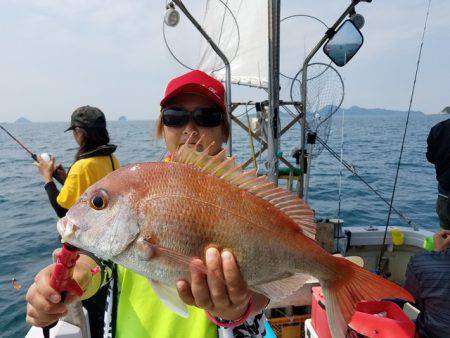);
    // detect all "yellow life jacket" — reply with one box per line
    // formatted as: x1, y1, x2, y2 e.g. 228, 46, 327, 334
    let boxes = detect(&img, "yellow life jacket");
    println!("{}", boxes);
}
115, 266, 217, 338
